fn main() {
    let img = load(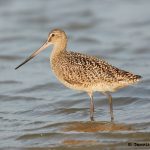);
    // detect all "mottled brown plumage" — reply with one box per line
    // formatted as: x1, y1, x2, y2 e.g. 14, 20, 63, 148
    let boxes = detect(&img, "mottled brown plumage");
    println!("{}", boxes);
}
15, 28, 142, 122
51, 50, 141, 92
